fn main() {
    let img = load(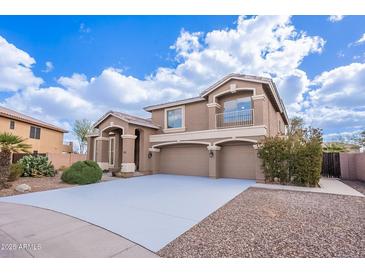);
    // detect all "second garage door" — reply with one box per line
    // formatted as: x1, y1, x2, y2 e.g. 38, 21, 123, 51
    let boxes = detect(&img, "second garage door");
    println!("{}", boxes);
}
159, 144, 209, 177
220, 142, 256, 179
